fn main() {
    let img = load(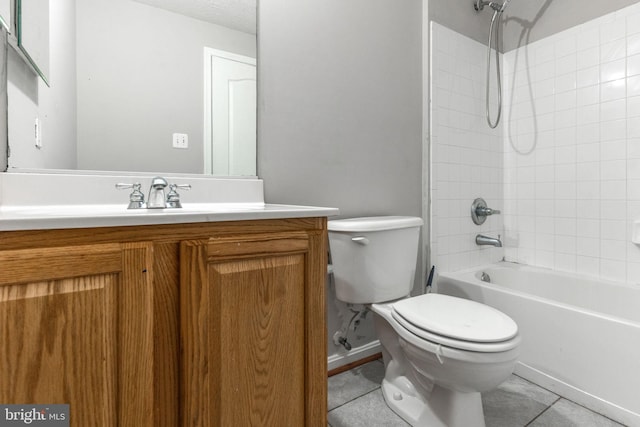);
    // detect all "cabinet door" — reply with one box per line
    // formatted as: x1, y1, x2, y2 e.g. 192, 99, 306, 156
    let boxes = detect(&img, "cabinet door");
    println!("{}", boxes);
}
0, 243, 155, 426
181, 231, 326, 427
